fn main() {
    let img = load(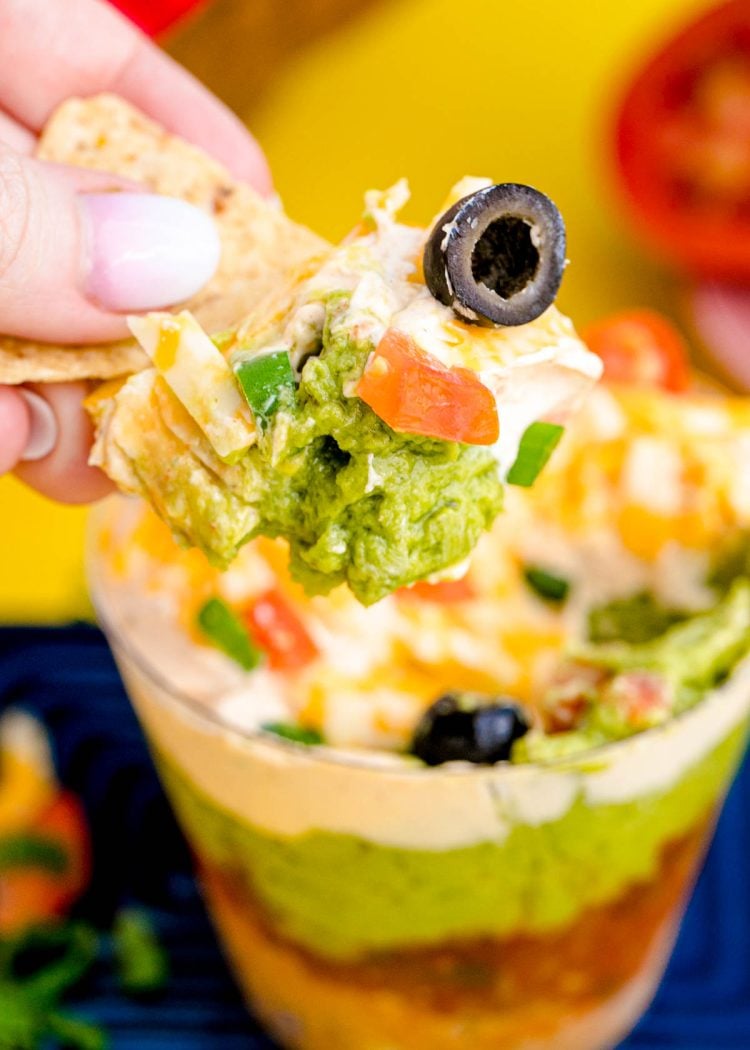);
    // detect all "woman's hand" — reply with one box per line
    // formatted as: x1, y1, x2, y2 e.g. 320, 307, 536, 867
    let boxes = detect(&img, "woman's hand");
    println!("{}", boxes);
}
0, 0, 271, 503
